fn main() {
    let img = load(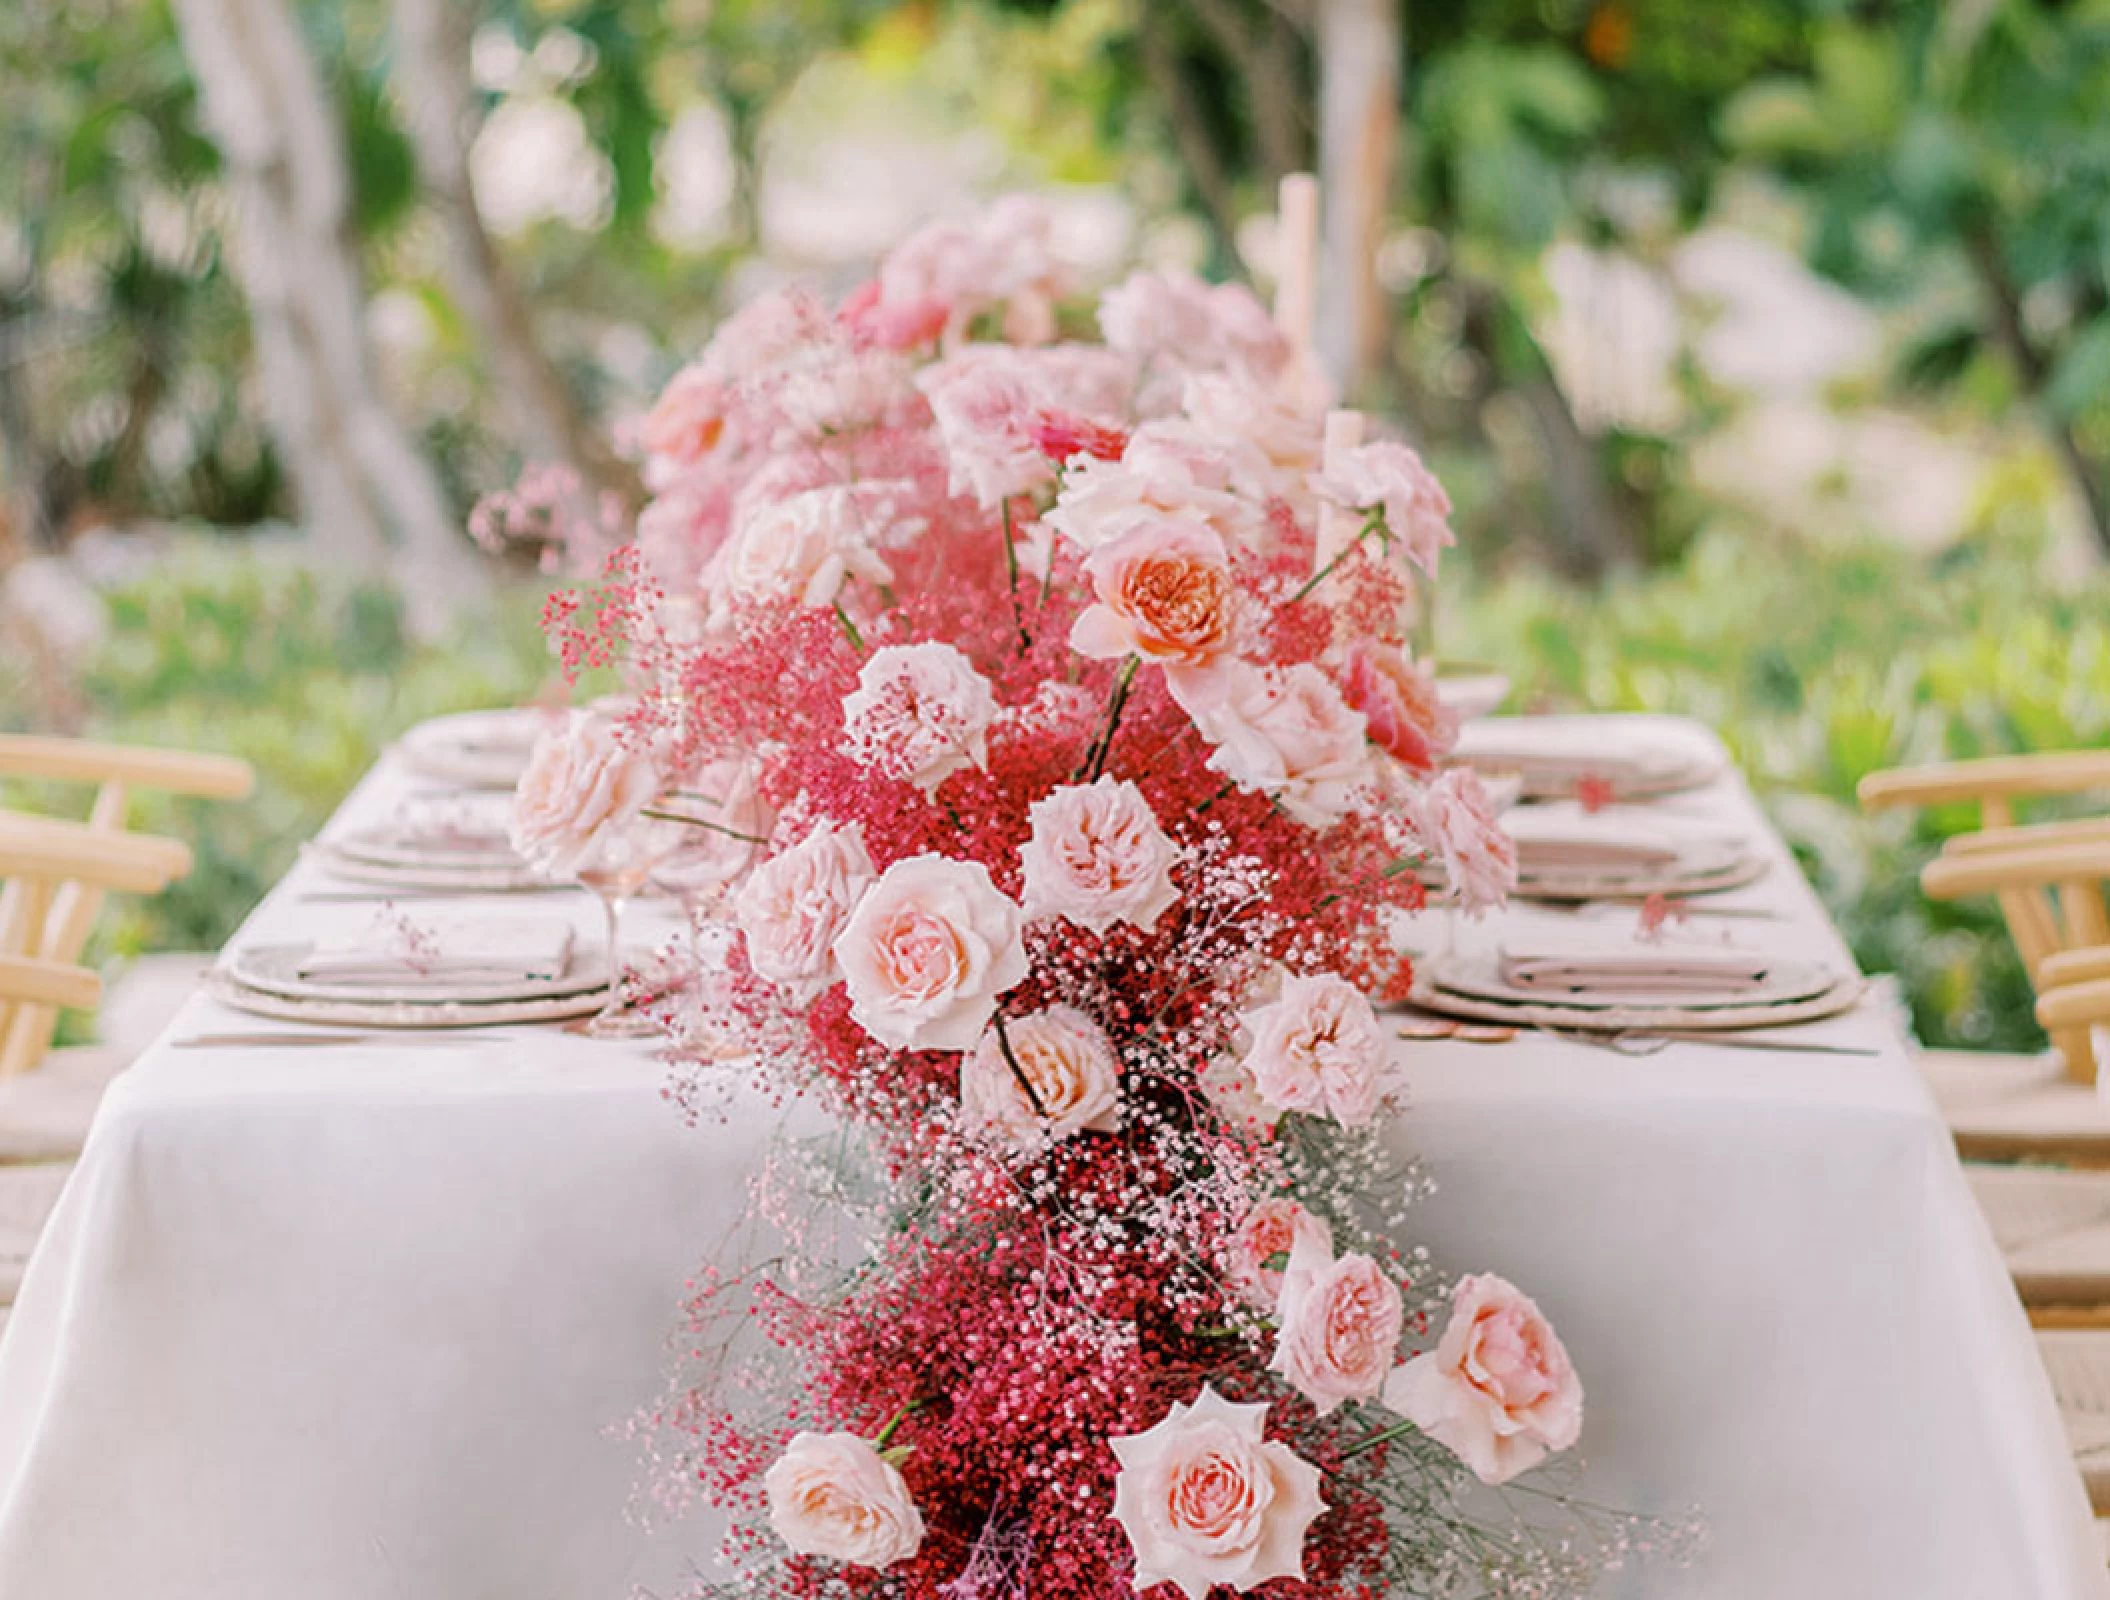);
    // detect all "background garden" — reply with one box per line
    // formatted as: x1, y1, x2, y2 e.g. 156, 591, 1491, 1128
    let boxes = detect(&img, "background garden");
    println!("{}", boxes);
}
6, 0, 2109, 1051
